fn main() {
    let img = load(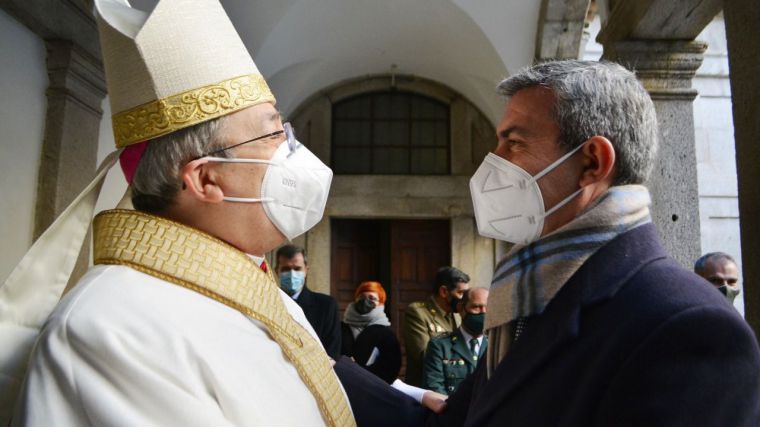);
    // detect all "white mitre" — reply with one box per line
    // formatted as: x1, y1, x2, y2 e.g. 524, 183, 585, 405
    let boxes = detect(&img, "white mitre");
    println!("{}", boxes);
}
0, 0, 275, 422
98, 0, 275, 147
